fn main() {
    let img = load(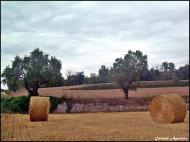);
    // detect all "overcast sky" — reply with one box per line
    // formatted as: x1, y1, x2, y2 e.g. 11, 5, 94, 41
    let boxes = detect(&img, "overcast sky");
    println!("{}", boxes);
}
1, 1, 189, 88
